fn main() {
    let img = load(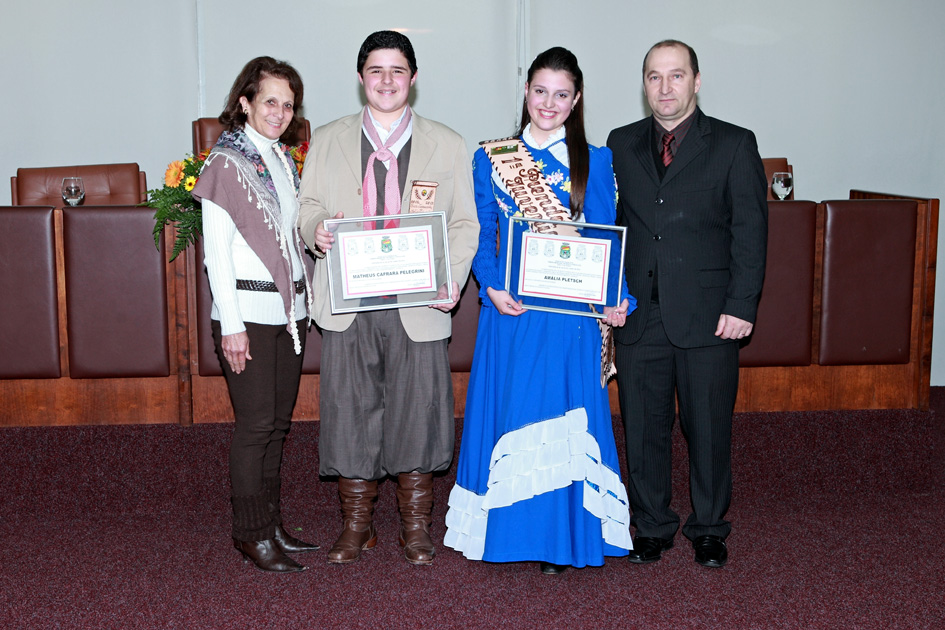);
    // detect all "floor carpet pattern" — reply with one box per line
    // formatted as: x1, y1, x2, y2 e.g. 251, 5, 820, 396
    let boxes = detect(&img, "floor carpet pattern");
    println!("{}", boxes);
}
2, 395, 944, 629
